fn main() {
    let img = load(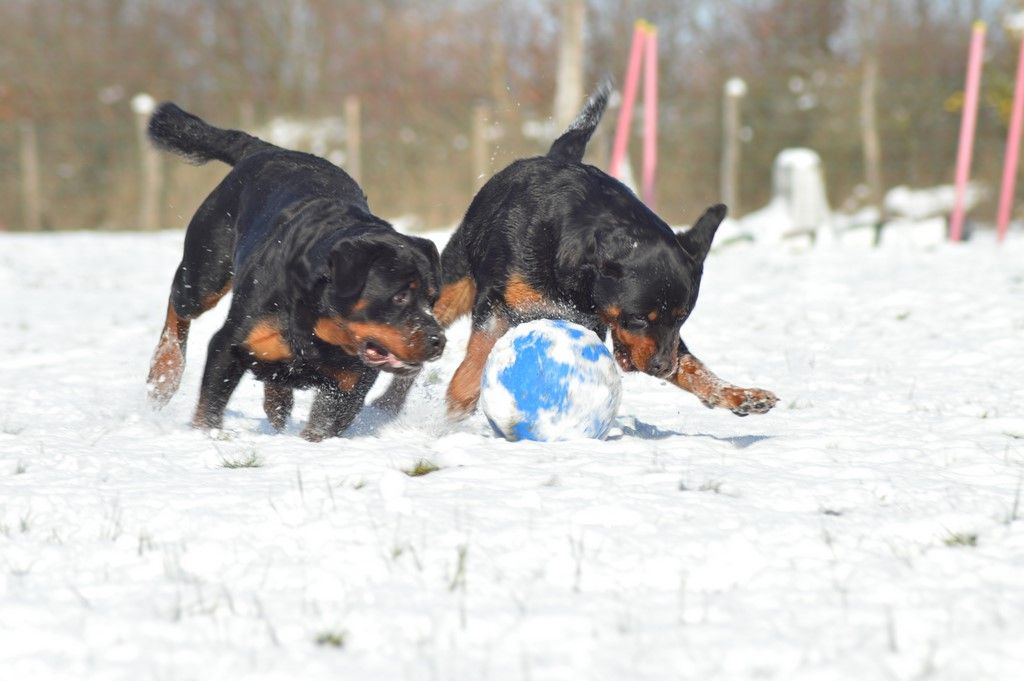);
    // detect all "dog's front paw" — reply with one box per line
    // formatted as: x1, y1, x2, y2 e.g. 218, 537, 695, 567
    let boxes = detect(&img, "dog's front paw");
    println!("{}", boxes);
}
723, 388, 778, 416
